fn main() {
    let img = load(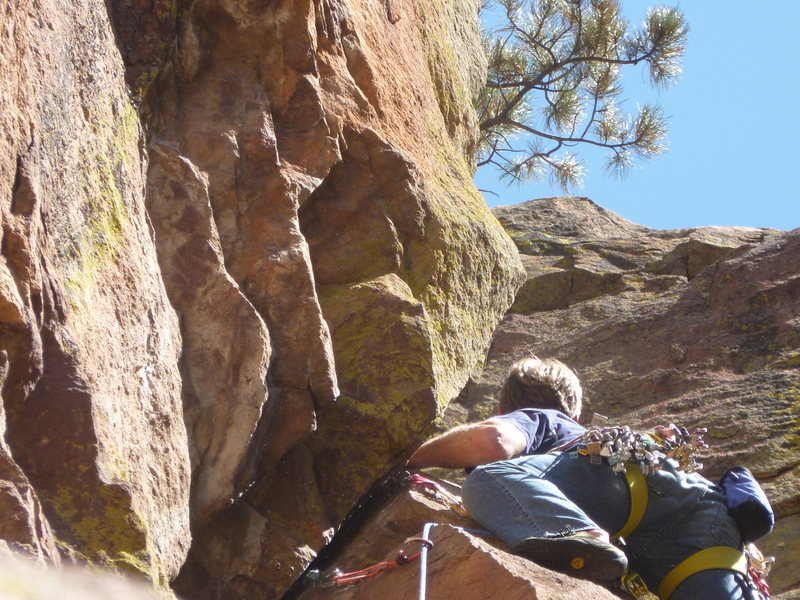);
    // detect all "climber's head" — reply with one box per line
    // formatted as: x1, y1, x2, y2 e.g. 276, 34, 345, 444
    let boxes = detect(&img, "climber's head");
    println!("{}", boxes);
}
498, 356, 583, 420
